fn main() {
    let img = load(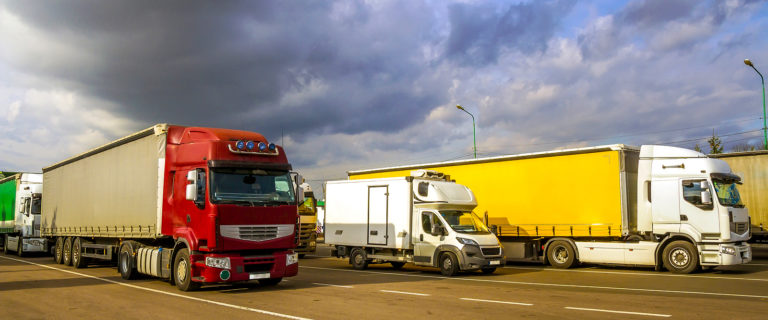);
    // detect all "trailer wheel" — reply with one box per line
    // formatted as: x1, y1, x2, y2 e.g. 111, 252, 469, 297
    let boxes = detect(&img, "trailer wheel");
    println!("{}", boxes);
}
350, 248, 368, 270
390, 262, 405, 269
71, 238, 87, 268
547, 240, 576, 269
54, 237, 64, 264
662, 240, 698, 274
440, 252, 459, 276
62, 237, 73, 266
173, 248, 200, 291
258, 278, 283, 286
16, 237, 24, 257
118, 243, 137, 280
